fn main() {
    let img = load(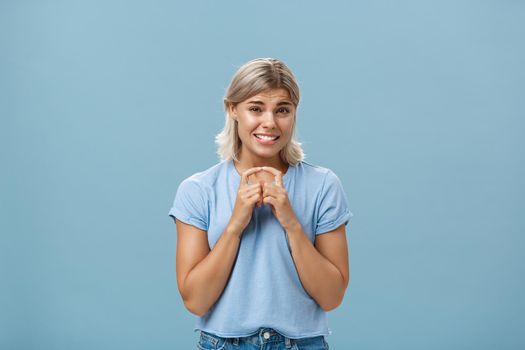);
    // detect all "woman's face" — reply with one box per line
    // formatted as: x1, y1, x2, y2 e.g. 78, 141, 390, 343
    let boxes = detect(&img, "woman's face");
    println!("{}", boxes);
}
230, 88, 296, 162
